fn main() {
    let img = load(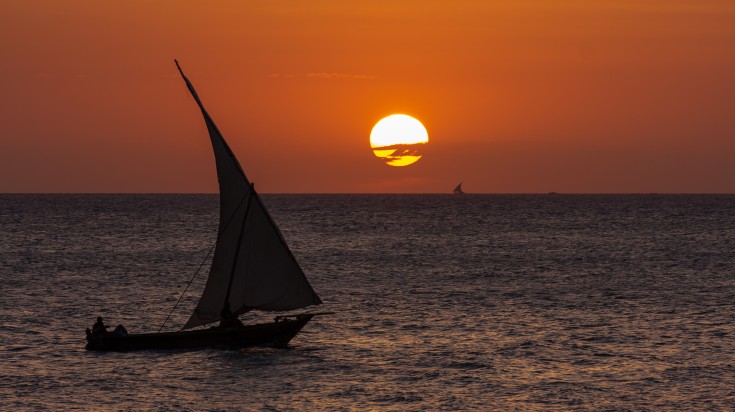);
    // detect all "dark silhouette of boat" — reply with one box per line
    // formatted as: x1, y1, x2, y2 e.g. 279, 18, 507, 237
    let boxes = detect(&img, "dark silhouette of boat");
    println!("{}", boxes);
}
453, 182, 464, 194
85, 61, 325, 351
86, 315, 315, 351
